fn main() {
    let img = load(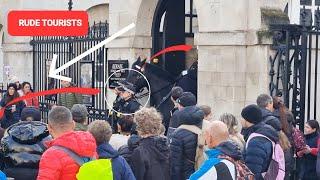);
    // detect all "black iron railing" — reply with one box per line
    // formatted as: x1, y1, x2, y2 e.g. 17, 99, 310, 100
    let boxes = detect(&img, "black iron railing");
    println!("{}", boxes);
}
30, 21, 109, 122
269, 6, 320, 130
